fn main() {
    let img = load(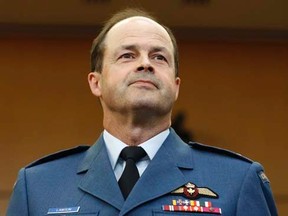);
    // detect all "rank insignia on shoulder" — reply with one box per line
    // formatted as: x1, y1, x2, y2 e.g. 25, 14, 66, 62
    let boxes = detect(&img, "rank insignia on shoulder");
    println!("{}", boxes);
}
171, 182, 219, 199
258, 171, 270, 183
